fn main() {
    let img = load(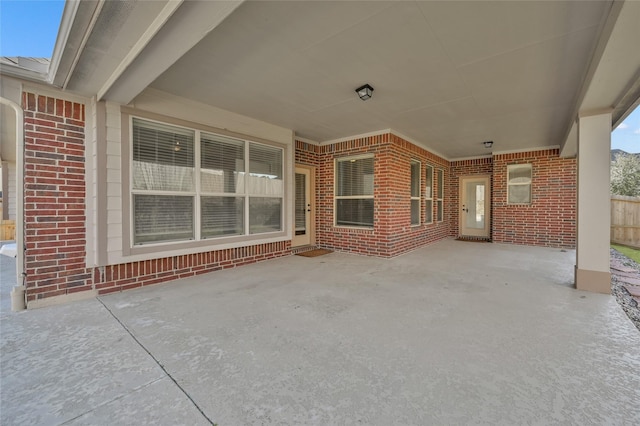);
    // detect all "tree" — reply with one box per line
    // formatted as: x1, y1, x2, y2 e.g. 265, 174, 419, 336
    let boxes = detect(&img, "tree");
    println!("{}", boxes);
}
611, 153, 640, 196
